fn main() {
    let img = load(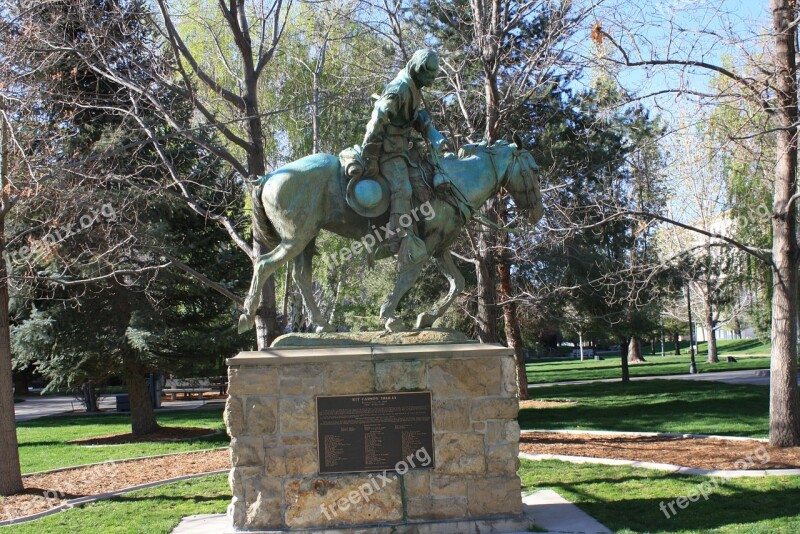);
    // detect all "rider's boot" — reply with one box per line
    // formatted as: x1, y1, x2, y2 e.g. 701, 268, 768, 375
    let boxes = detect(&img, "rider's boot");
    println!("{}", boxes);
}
384, 211, 406, 254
